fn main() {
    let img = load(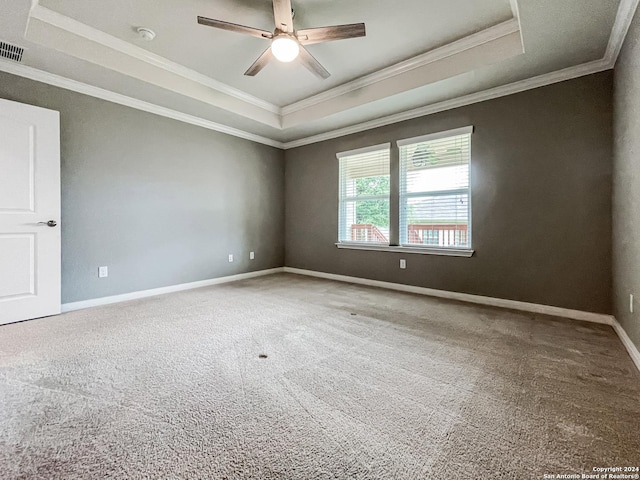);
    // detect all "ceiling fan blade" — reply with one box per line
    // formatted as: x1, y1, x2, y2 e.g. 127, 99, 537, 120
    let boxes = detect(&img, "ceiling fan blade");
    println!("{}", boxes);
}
272, 0, 294, 33
244, 47, 274, 76
297, 23, 366, 45
197, 16, 273, 40
298, 46, 330, 79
